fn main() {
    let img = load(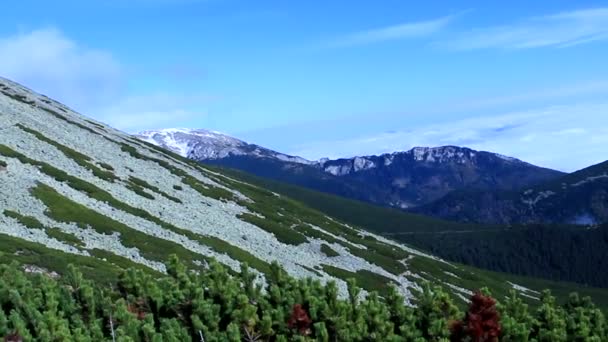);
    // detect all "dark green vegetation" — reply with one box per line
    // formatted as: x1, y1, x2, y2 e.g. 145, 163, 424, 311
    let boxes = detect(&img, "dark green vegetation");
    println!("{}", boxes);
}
128, 176, 182, 203
405, 224, 608, 288
239, 213, 309, 245
3, 210, 85, 249
30, 183, 274, 277
98, 162, 114, 171
0, 233, 154, 284
206, 166, 608, 290
0, 160, 6, 168
415, 159, 608, 225
16, 124, 118, 181
1, 140, 275, 277
320, 243, 339, 257
0, 257, 606, 341
205, 166, 482, 235
9, 132, 608, 309
31, 184, 210, 268
3, 90, 105, 135
321, 265, 396, 297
